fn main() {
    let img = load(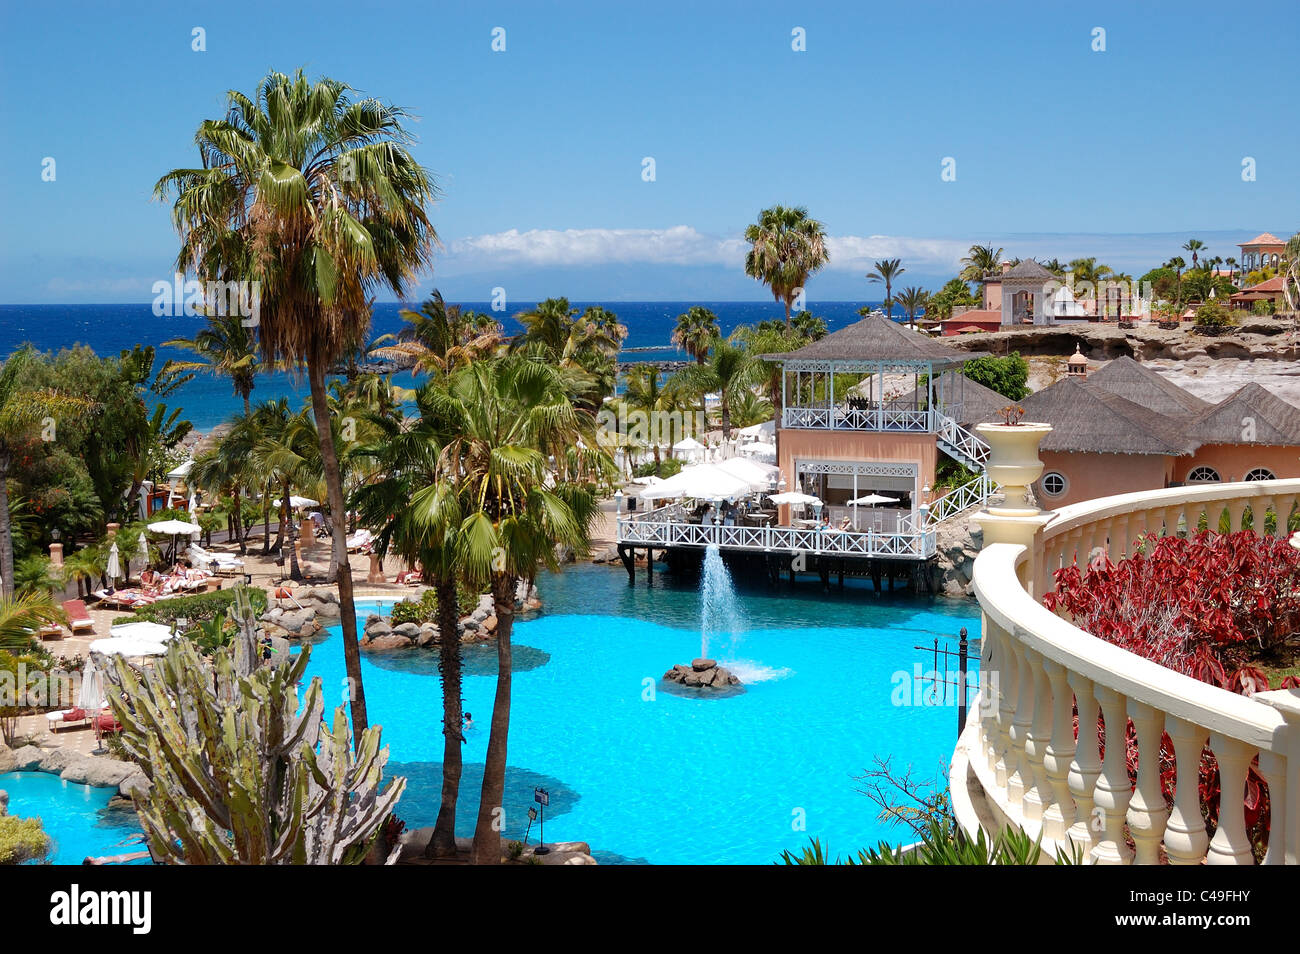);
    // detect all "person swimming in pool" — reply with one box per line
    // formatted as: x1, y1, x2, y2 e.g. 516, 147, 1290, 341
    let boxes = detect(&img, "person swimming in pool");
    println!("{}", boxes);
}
463, 712, 475, 730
